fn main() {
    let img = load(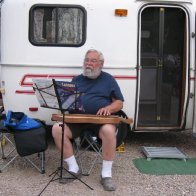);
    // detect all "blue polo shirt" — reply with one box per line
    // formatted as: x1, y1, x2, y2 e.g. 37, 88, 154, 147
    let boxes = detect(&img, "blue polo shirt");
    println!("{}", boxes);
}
72, 71, 124, 114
